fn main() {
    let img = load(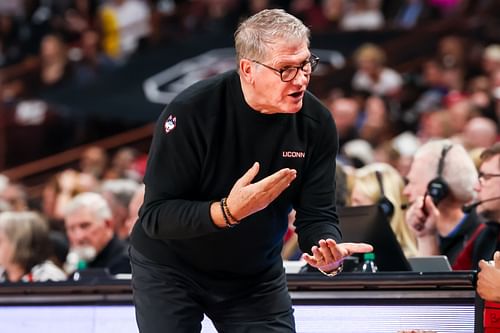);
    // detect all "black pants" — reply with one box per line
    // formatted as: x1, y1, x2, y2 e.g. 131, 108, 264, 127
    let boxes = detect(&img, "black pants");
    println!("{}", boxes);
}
130, 247, 295, 333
